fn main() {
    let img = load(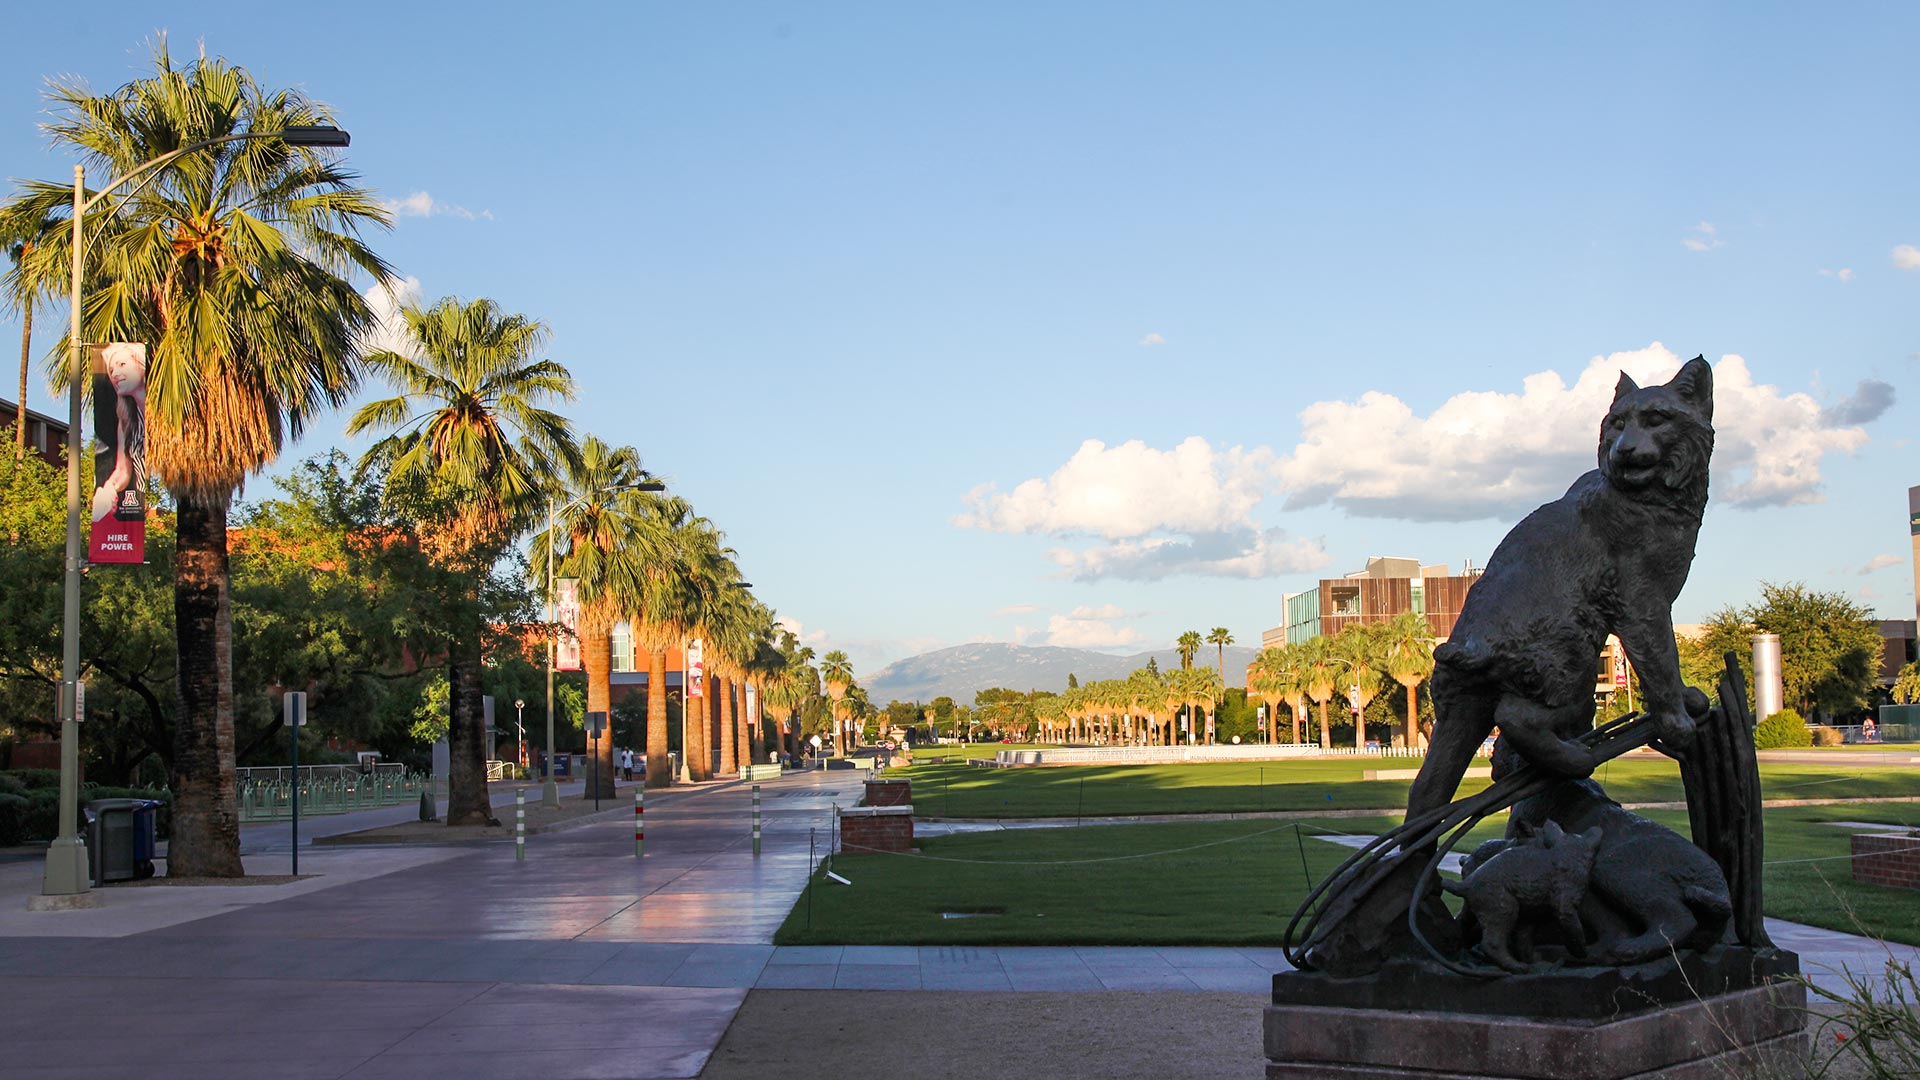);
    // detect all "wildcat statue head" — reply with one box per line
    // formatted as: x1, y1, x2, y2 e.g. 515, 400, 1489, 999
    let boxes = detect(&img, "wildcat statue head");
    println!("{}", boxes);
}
1599, 355, 1714, 506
